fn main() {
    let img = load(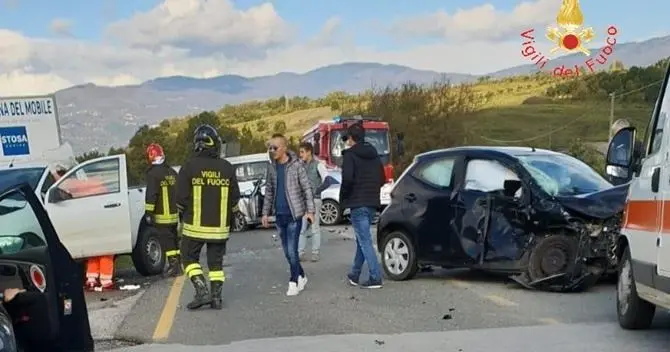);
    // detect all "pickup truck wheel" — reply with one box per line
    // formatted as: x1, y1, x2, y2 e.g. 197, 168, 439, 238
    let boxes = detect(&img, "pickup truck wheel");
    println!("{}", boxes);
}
132, 227, 165, 277
231, 212, 247, 232
617, 246, 655, 329
381, 230, 418, 281
320, 199, 342, 226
